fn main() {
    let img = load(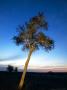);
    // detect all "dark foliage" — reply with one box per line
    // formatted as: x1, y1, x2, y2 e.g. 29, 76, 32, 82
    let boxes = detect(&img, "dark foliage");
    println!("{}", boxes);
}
7, 65, 14, 72
14, 67, 18, 72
